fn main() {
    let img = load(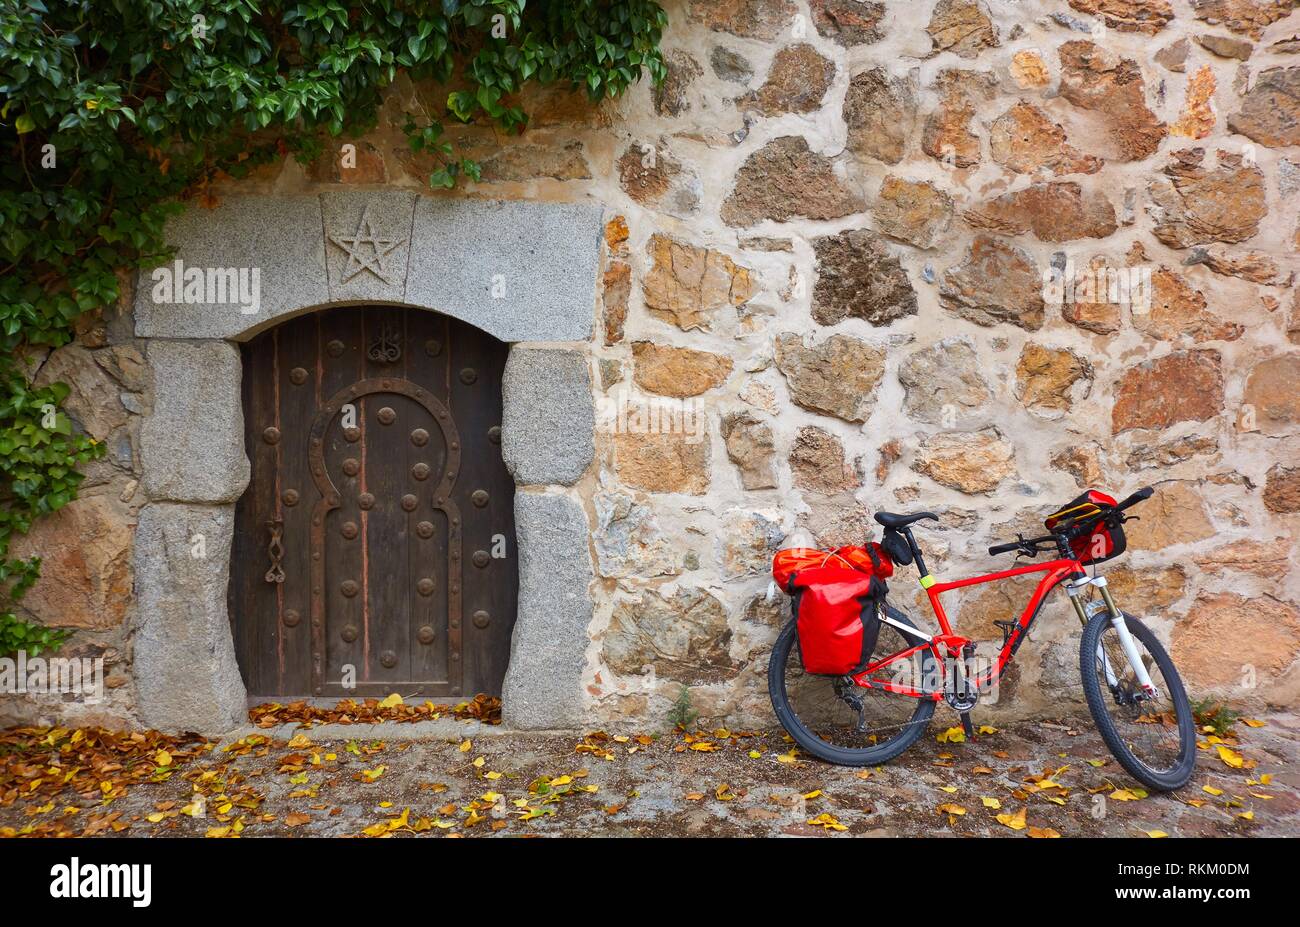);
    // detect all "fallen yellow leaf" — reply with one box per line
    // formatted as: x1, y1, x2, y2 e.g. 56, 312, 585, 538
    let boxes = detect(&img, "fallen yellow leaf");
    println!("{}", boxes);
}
937, 727, 966, 744
1216, 745, 1244, 769
1144, 830, 1169, 838
996, 807, 1027, 831
808, 813, 847, 832
379, 693, 404, 709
